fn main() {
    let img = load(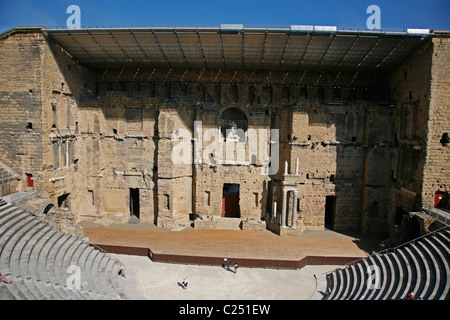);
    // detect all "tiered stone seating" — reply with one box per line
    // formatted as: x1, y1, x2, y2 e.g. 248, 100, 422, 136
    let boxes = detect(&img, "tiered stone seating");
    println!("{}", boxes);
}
0, 198, 126, 300
320, 227, 450, 300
